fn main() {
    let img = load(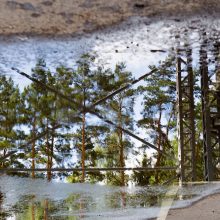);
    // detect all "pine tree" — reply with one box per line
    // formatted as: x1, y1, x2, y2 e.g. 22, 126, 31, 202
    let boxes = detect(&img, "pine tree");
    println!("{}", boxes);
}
0, 75, 21, 168
22, 85, 40, 178
137, 56, 177, 184
132, 152, 152, 186
25, 60, 73, 180
97, 63, 135, 186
